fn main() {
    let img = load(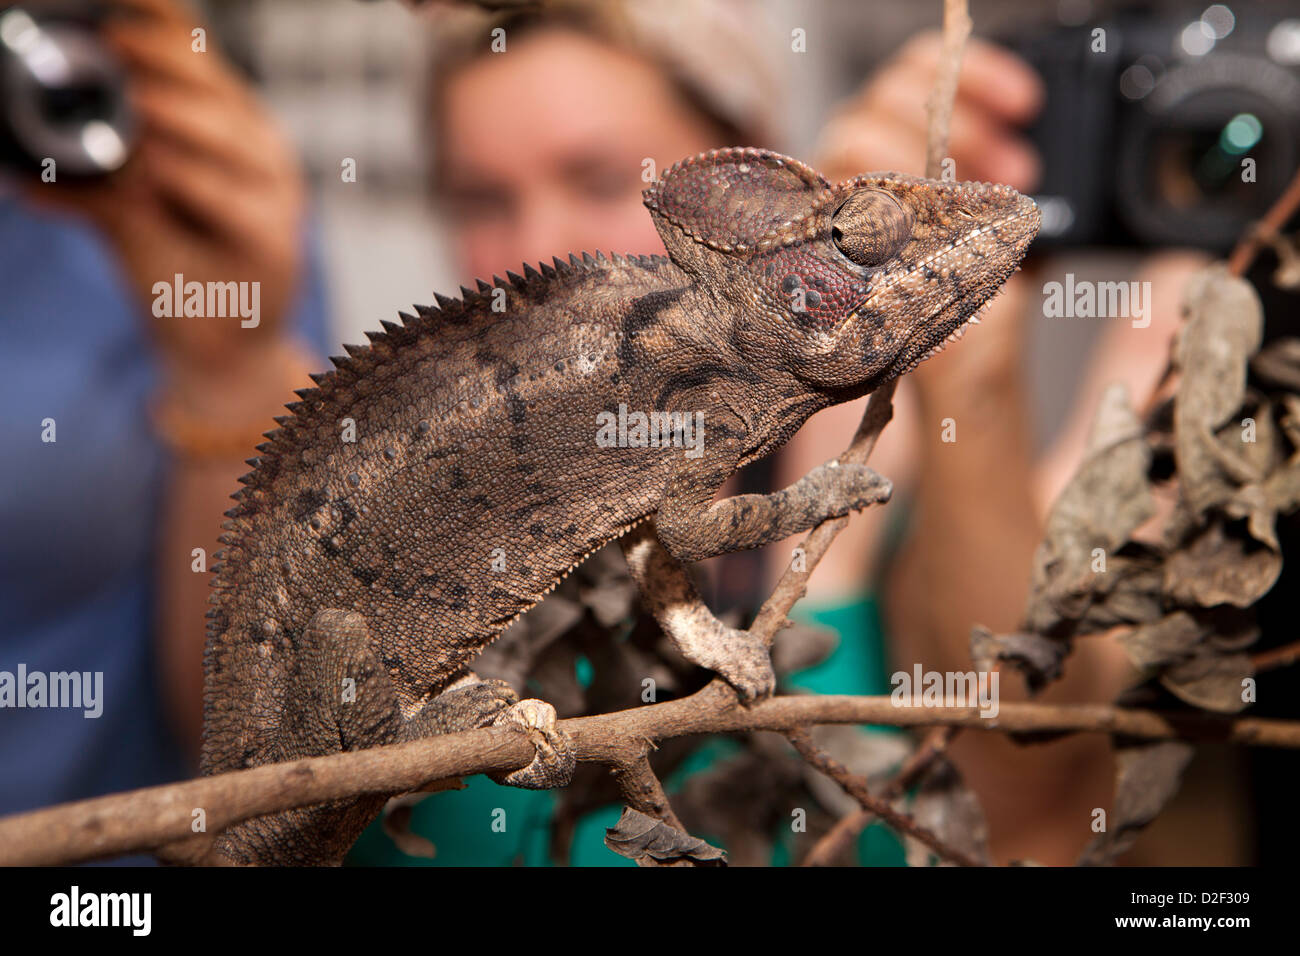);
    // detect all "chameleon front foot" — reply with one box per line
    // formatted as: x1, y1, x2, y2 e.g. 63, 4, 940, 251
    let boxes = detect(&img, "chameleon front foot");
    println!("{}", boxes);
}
701, 626, 775, 702
620, 522, 776, 702
489, 699, 576, 790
